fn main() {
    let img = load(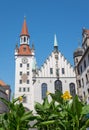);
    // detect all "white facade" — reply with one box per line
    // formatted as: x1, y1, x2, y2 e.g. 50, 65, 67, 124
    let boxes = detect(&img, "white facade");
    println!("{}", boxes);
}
15, 19, 77, 111
74, 28, 89, 103
34, 50, 76, 104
